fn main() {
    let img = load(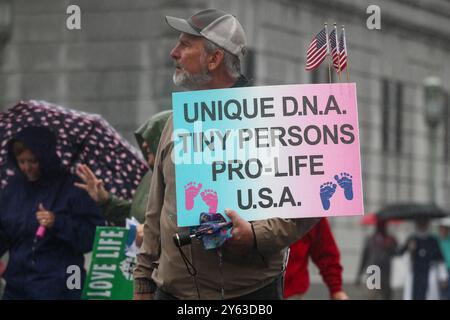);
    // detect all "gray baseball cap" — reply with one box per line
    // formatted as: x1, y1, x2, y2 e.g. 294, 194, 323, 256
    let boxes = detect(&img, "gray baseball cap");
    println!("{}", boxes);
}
165, 9, 247, 60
